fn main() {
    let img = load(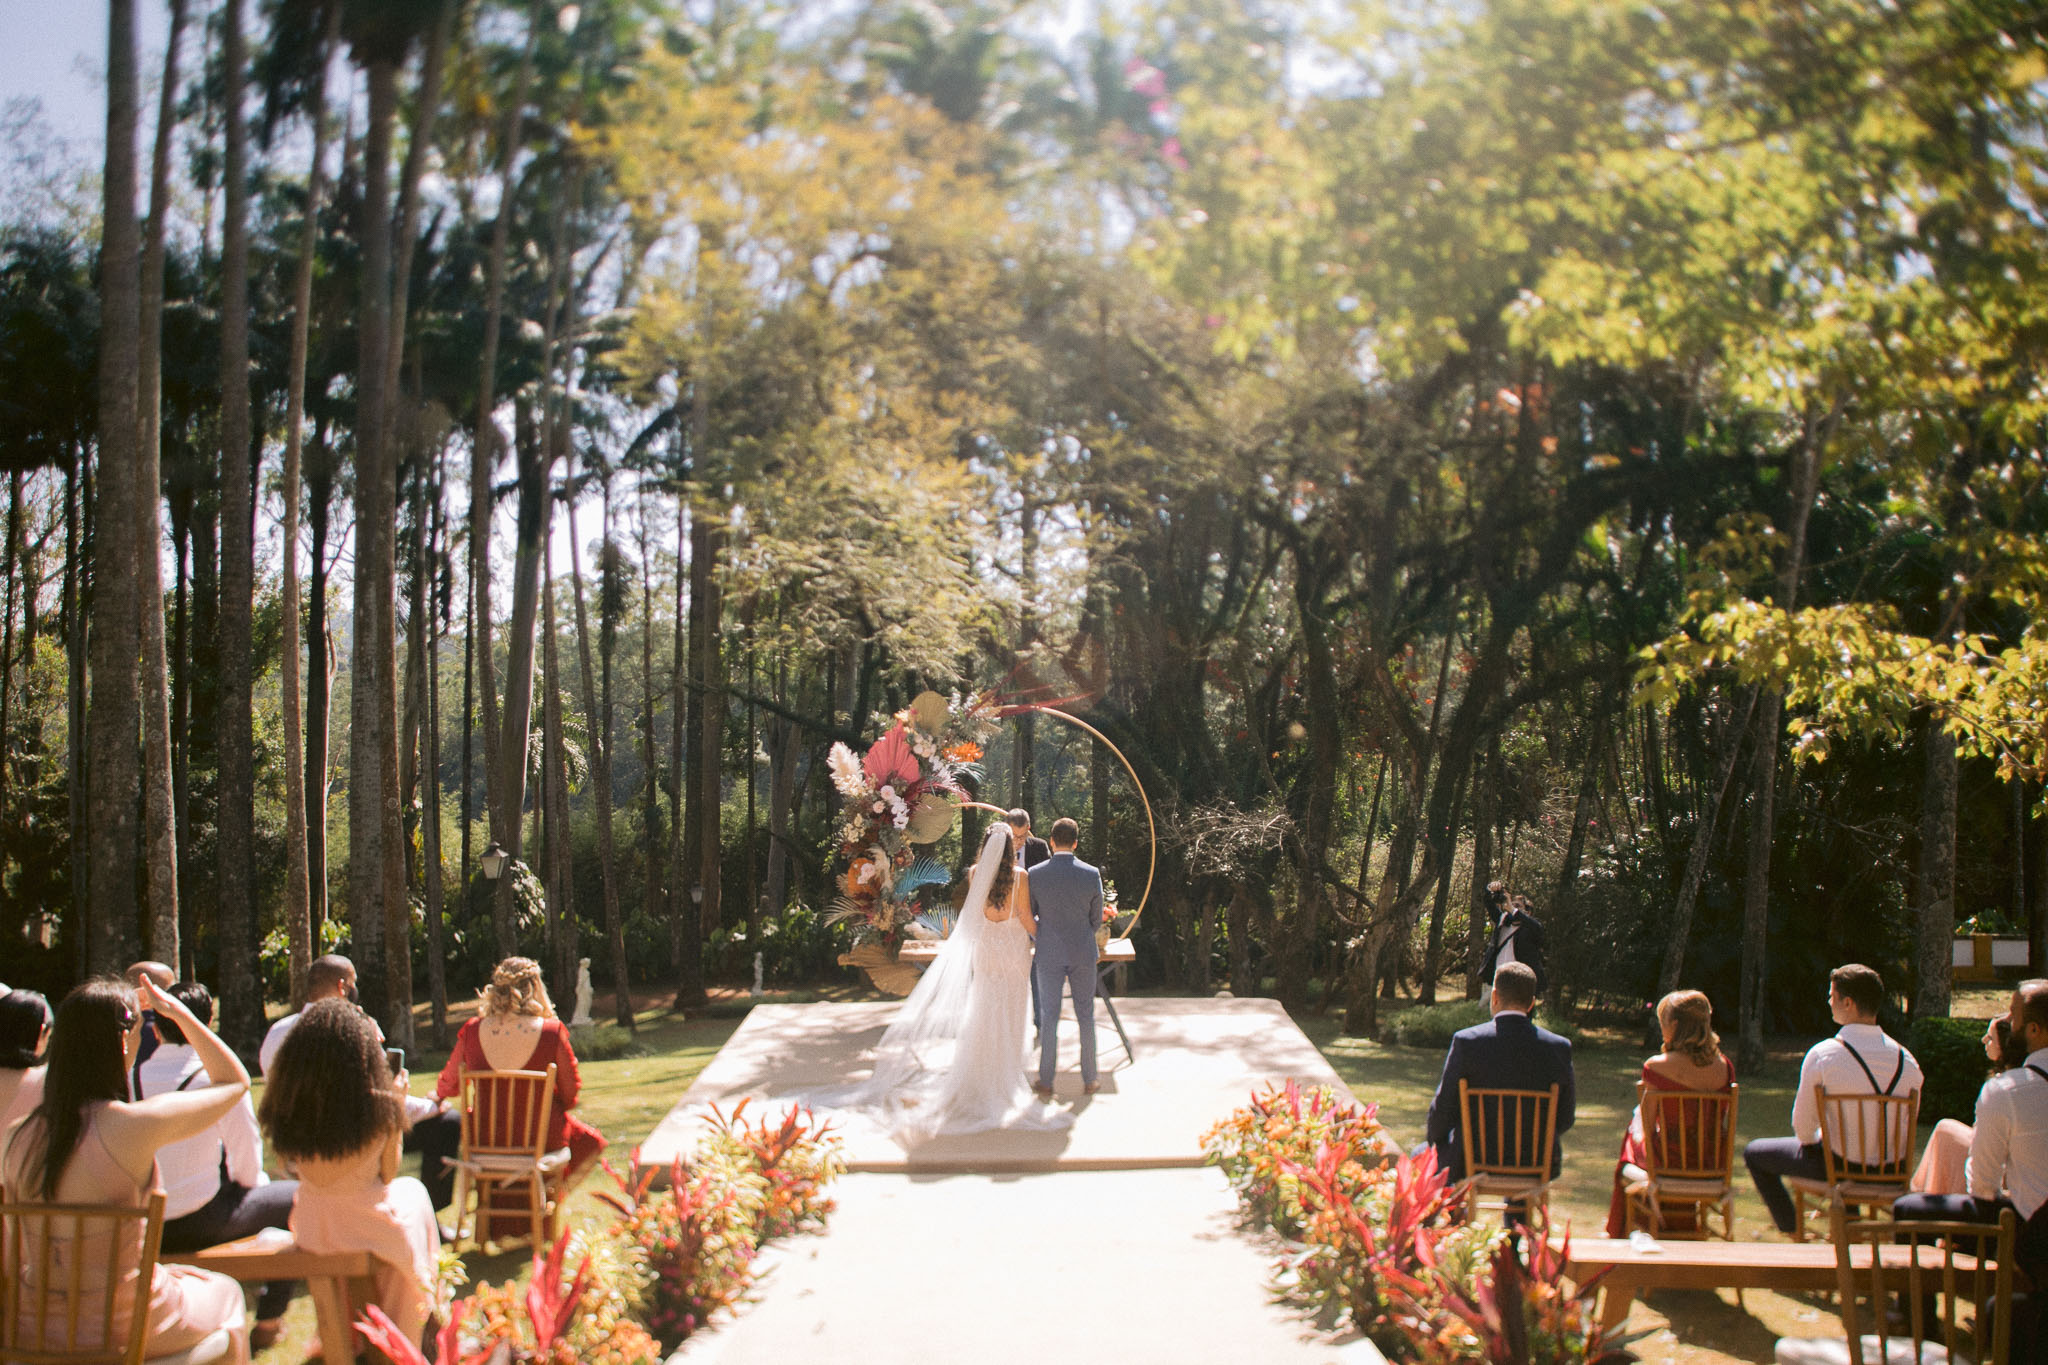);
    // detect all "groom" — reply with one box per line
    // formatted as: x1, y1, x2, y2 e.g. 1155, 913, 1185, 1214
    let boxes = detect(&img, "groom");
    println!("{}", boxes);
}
1030, 817, 1105, 1096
